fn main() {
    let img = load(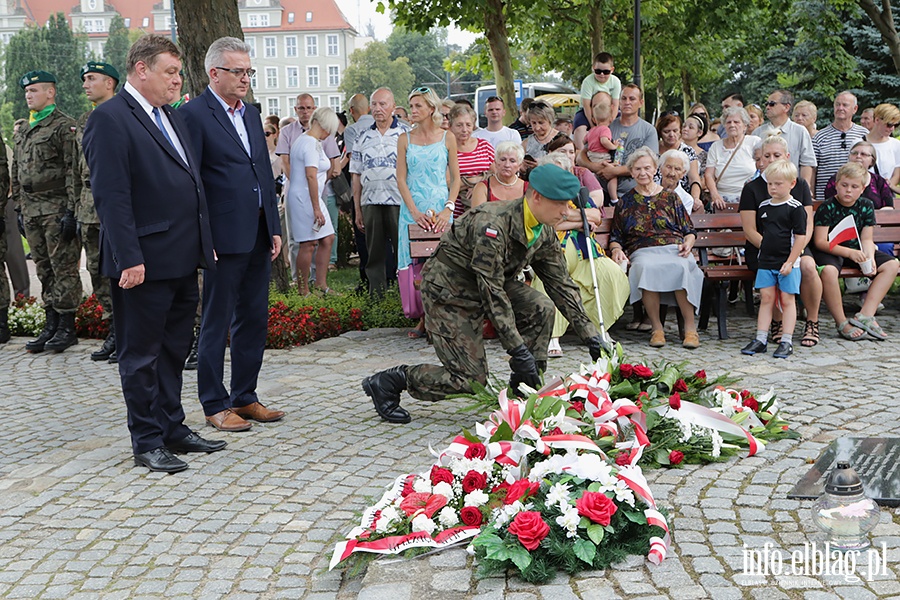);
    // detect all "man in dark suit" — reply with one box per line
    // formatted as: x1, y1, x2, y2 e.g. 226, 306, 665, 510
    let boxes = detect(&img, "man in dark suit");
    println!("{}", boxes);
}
82, 34, 225, 473
179, 37, 285, 432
